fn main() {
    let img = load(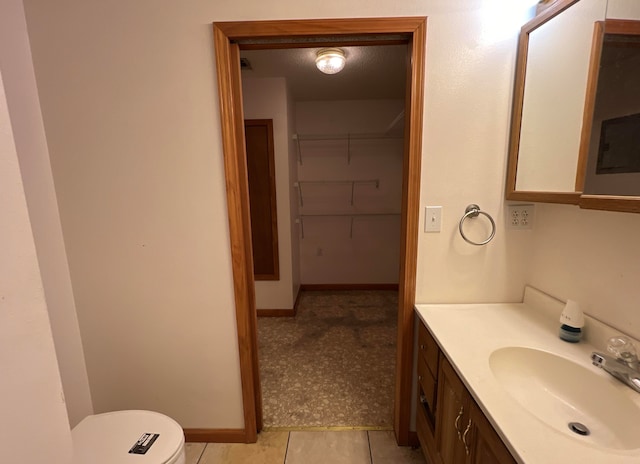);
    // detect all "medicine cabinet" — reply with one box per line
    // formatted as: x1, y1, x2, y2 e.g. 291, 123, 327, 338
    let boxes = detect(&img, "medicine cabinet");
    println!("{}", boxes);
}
506, 0, 640, 213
